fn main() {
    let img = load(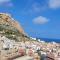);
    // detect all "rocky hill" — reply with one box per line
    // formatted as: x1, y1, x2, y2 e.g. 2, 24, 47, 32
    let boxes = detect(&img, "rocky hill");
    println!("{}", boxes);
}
0, 13, 29, 42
